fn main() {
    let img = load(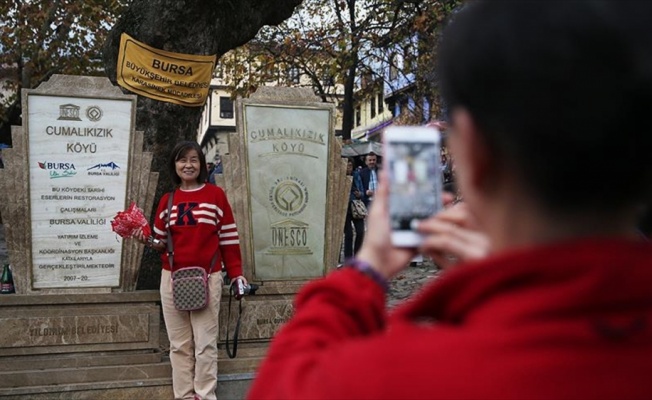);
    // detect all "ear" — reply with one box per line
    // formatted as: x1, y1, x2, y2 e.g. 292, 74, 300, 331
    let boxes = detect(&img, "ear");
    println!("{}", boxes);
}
450, 109, 495, 194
